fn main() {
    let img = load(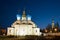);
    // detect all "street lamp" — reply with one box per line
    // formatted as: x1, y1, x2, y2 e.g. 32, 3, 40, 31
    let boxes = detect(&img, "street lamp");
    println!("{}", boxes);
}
54, 28, 57, 32
45, 29, 48, 33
